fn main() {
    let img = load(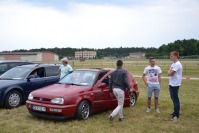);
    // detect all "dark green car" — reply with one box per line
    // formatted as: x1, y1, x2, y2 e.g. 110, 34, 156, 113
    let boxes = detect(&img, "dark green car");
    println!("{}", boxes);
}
0, 60, 33, 75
